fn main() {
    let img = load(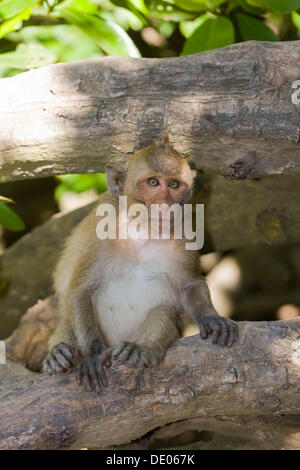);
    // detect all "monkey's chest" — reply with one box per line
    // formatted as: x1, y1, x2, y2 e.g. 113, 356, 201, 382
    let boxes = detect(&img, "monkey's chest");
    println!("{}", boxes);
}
92, 260, 177, 347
